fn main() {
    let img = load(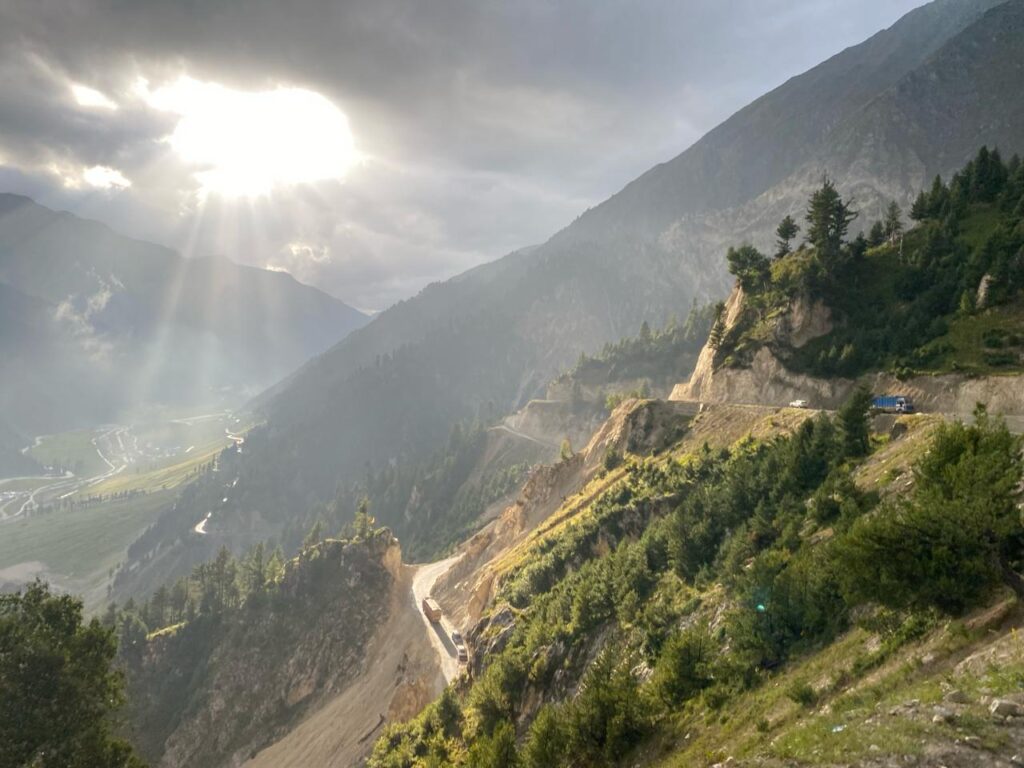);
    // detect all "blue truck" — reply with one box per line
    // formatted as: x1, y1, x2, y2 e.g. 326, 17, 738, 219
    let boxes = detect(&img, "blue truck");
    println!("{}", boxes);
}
872, 395, 915, 414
